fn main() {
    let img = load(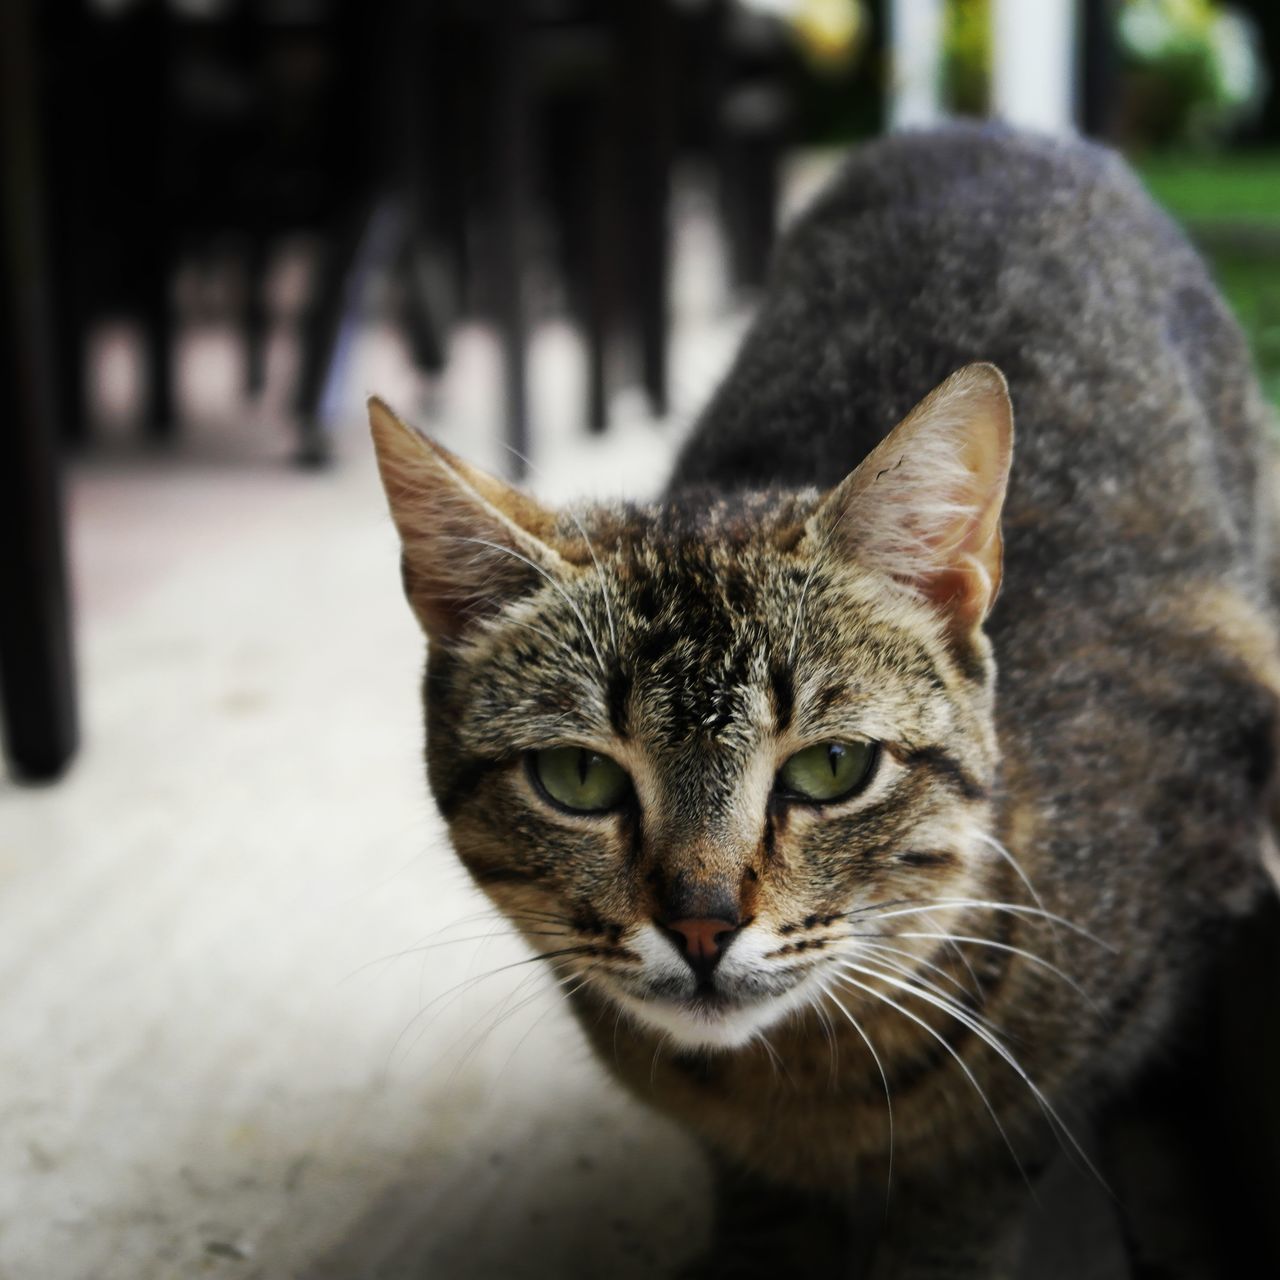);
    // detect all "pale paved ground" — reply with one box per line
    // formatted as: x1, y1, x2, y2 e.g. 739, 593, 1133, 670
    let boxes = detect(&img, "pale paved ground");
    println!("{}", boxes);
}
0, 176, 749, 1280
